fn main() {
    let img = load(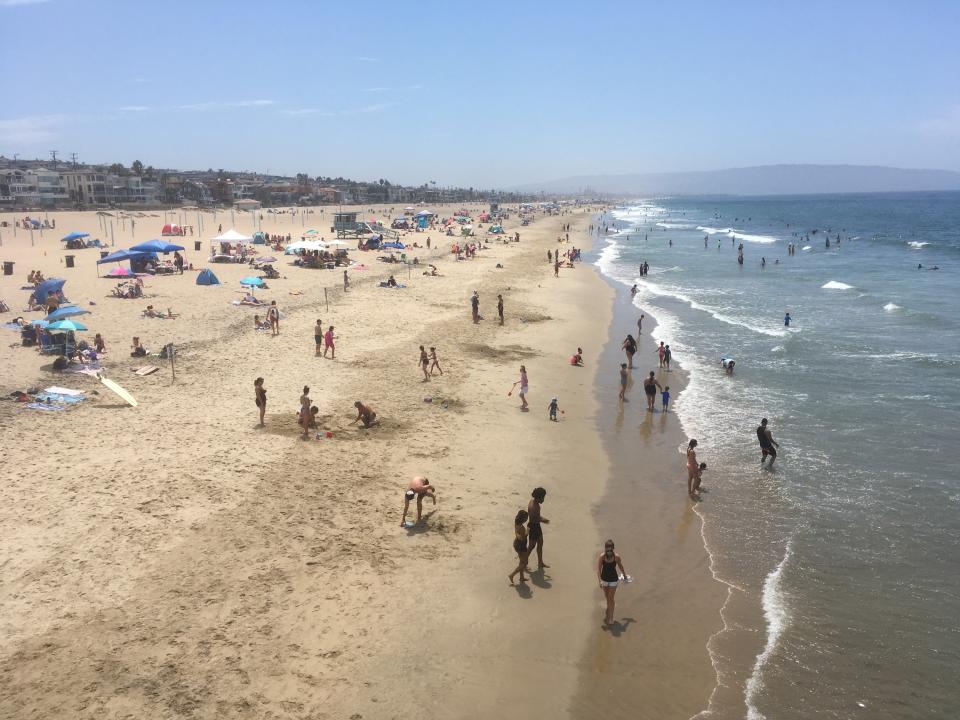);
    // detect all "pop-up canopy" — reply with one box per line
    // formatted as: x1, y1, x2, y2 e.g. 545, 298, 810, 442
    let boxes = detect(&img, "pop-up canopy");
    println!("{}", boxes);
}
130, 239, 185, 253
212, 229, 253, 243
